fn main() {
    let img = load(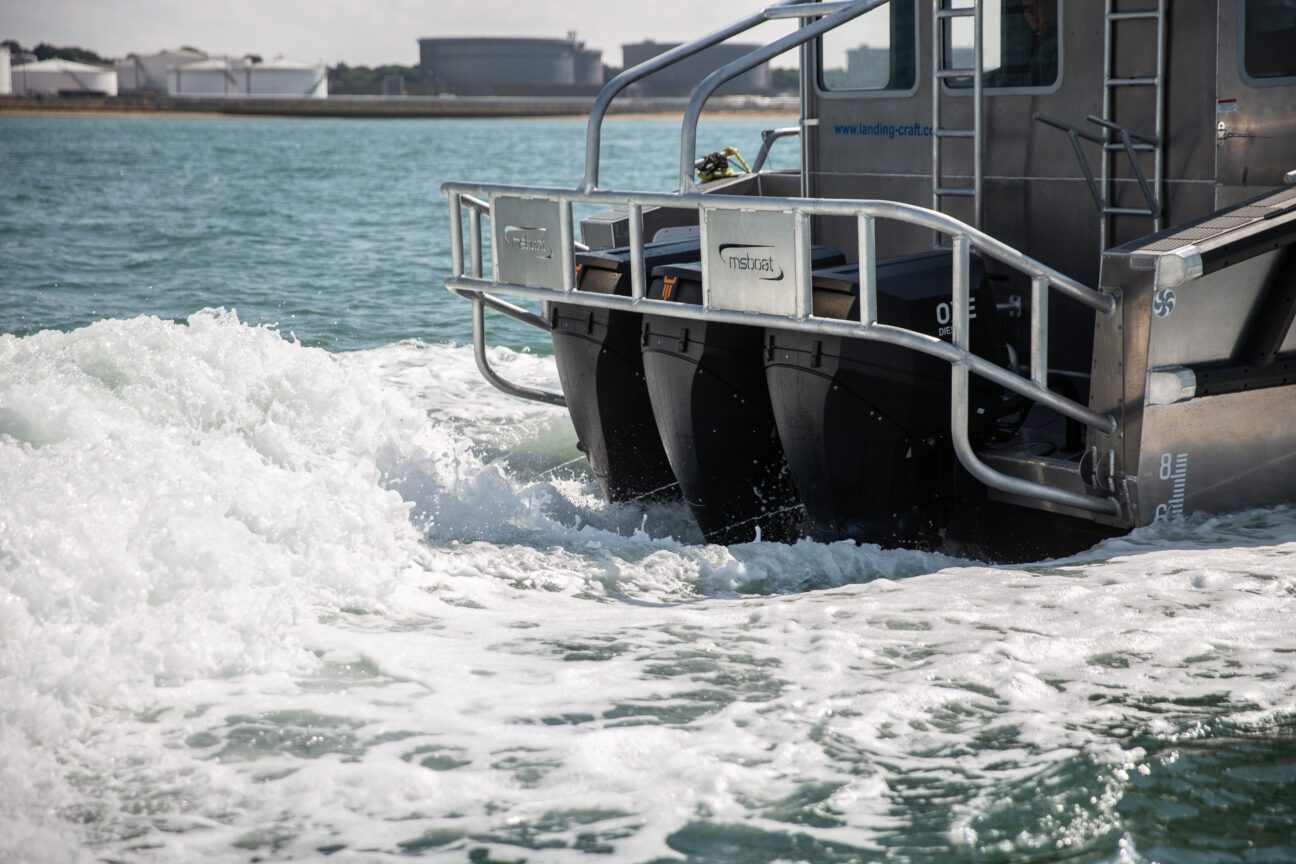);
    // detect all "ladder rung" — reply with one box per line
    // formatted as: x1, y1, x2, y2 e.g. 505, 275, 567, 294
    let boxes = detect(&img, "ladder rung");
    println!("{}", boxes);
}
935, 7, 976, 18
1108, 10, 1161, 20
1104, 142, 1156, 152
1106, 76, 1159, 86
1103, 206, 1157, 216
935, 128, 976, 138
936, 68, 976, 79
935, 187, 977, 198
